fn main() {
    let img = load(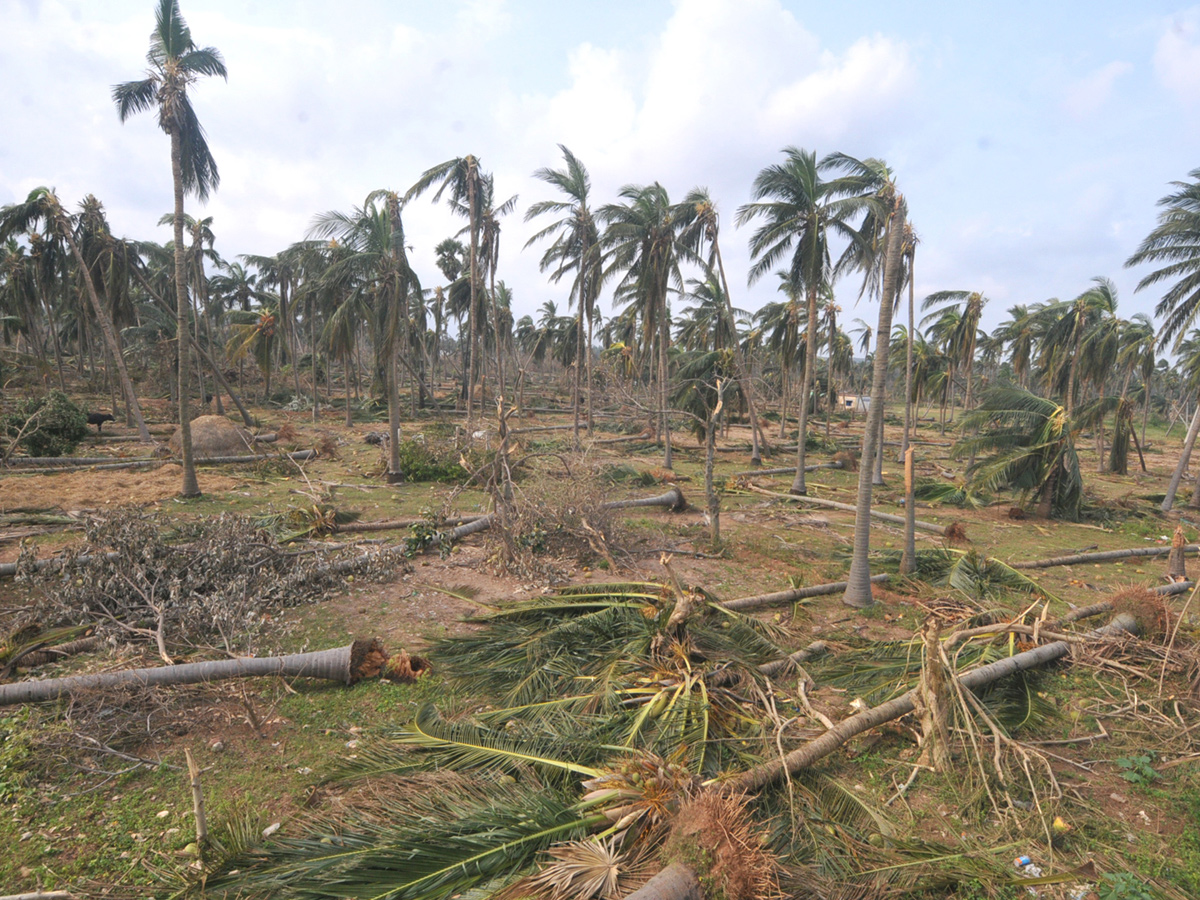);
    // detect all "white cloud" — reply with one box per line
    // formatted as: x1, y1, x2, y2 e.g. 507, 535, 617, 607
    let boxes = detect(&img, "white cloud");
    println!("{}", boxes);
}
1061, 60, 1132, 119
1154, 11, 1200, 104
